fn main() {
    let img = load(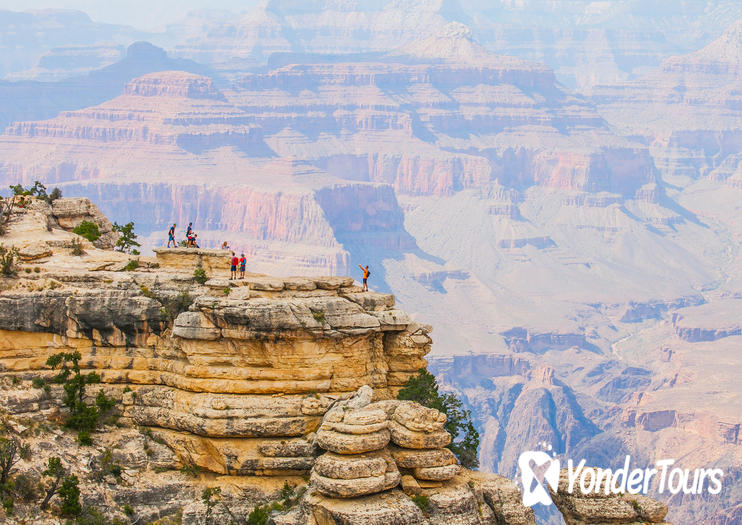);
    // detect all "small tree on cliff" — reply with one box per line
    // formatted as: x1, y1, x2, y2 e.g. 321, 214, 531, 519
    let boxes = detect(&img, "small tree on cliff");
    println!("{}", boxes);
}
112, 221, 140, 254
44, 351, 114, 443
398, 369, 480, 469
